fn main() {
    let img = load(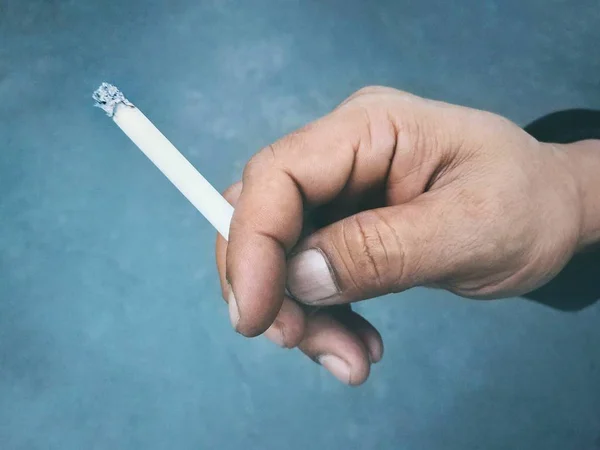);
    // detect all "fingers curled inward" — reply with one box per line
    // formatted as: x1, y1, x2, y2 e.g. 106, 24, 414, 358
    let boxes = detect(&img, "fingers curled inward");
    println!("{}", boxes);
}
215, 181, 306, 348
